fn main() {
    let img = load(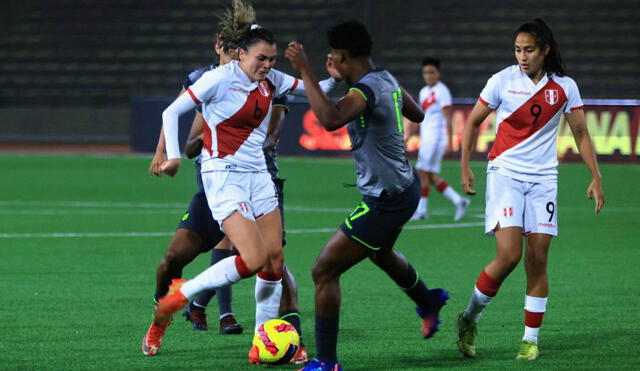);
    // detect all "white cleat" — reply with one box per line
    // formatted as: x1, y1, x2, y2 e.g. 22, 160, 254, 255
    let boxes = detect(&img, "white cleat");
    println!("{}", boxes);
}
410, 210, 428, 221
454, 198, 470, 221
